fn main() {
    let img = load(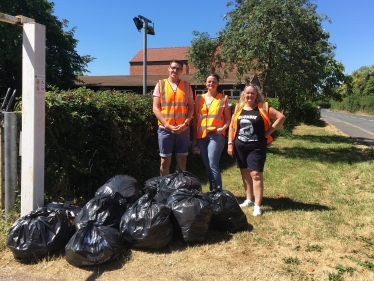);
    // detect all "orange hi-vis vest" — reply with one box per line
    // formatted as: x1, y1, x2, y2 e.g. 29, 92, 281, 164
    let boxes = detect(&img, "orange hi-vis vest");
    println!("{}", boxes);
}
231, 102, 273, 144
158, 79, 190, 126
195, 93, 228, 139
